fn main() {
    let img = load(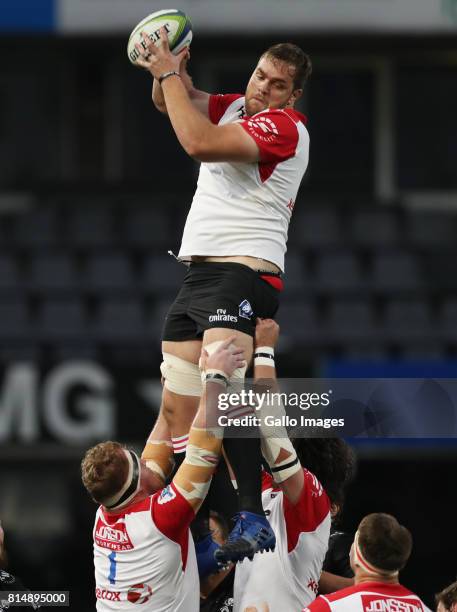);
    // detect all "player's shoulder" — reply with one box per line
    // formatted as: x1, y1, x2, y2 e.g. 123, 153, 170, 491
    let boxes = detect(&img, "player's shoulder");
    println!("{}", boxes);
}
321, 583, 361, 603
209, 93, 245, 124
261, 106, 307, 124
99, 496, 152, 523
247, 108, 308, 149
